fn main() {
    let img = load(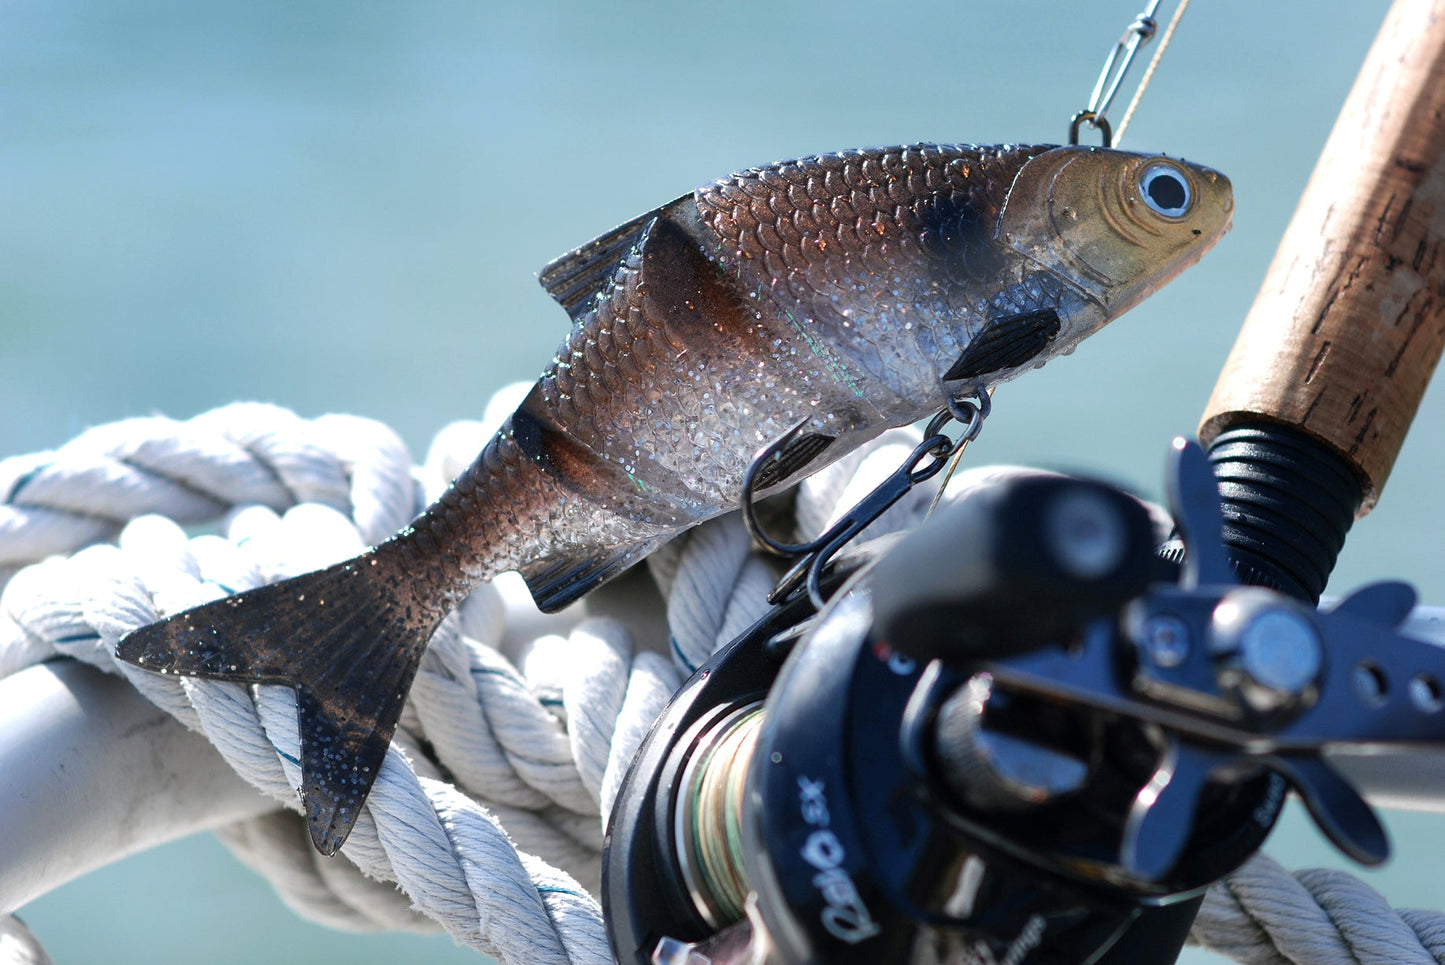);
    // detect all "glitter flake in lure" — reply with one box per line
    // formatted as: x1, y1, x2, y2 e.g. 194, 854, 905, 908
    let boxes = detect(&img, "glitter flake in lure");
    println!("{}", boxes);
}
116, 144, 1233, 854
